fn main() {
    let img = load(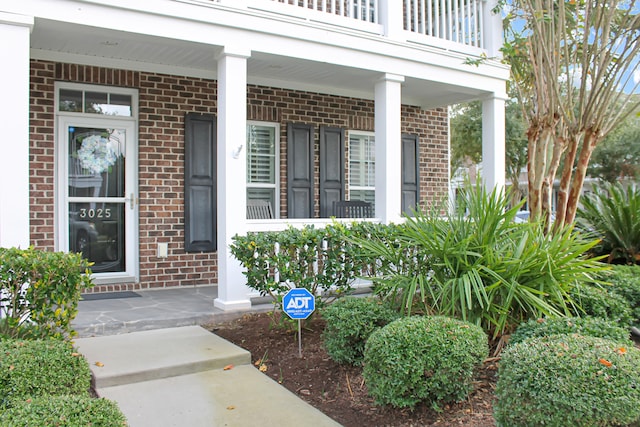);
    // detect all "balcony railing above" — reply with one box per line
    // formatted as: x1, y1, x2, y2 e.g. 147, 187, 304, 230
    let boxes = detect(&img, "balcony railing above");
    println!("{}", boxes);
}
212, 0, 498, 54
